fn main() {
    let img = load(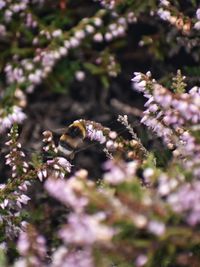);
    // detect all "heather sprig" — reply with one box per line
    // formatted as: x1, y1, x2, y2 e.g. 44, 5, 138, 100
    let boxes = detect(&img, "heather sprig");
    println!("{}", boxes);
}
117, 114, 148, 158
0, 124, 73, 241
172, 69, 187, 94
132, 71, 200, 178
2, 109, 200, 265
5, 124, 29, 178
16, 224, 47, 267
0, 0, 142, 133
1, 1, 200, 266
77, 119, 147, 161
158, 0, 192, 34
42, 153, 200, 266
44, 162, 168, 266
